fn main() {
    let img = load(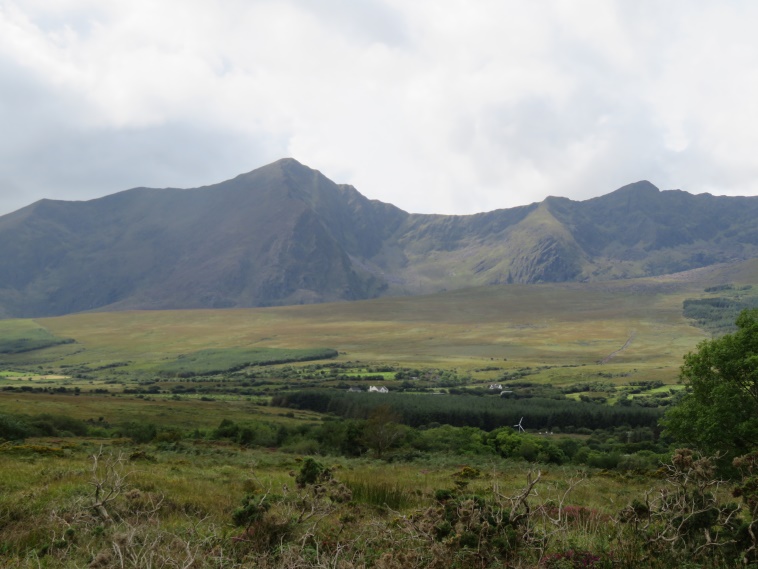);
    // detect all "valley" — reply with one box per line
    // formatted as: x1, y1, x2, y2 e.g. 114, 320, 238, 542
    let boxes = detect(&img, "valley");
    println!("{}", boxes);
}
1, 258, 758, 568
